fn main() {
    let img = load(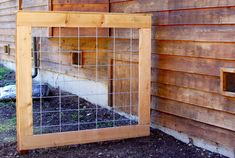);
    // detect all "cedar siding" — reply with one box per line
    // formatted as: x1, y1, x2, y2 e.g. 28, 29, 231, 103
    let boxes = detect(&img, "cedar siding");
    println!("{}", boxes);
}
110, 0, 235, 149
0, 0, 235, 151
